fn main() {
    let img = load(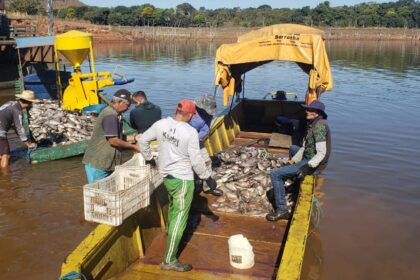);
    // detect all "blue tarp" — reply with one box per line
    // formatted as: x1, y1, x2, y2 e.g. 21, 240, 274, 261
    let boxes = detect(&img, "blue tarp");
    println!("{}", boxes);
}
15, 36, 55, 49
